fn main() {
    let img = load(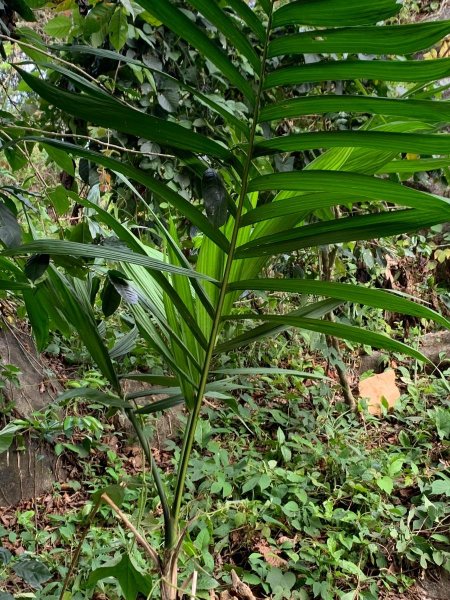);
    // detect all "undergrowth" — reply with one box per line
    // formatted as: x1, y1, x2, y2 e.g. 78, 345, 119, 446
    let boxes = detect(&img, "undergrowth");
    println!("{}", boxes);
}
1, 359, 449, 600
